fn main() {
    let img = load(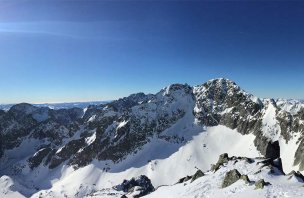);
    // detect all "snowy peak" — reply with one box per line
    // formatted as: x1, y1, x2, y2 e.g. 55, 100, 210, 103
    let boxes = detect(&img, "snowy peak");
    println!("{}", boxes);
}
2, 78, 304, 198
195, 78, 240, 95
161, 83, 192, 97
194, 78, 261, 106
203, 78, 241, 95
193, 78, 263, 128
